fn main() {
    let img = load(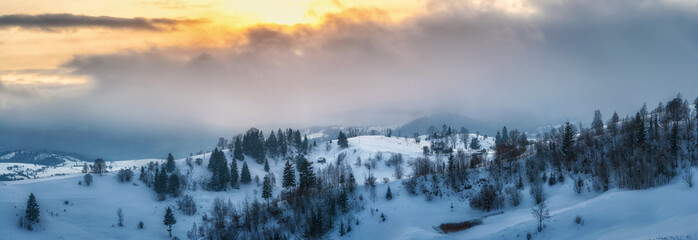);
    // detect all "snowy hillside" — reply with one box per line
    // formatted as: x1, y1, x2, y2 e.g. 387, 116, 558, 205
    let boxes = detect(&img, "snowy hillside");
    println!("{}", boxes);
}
1, 134, 697, 239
